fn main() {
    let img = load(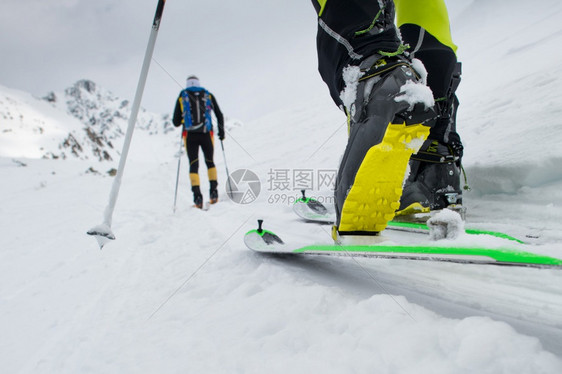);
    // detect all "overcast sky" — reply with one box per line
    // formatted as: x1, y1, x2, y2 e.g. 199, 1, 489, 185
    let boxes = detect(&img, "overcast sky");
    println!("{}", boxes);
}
0, 0, 323, 121
0, 0, 469, 121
